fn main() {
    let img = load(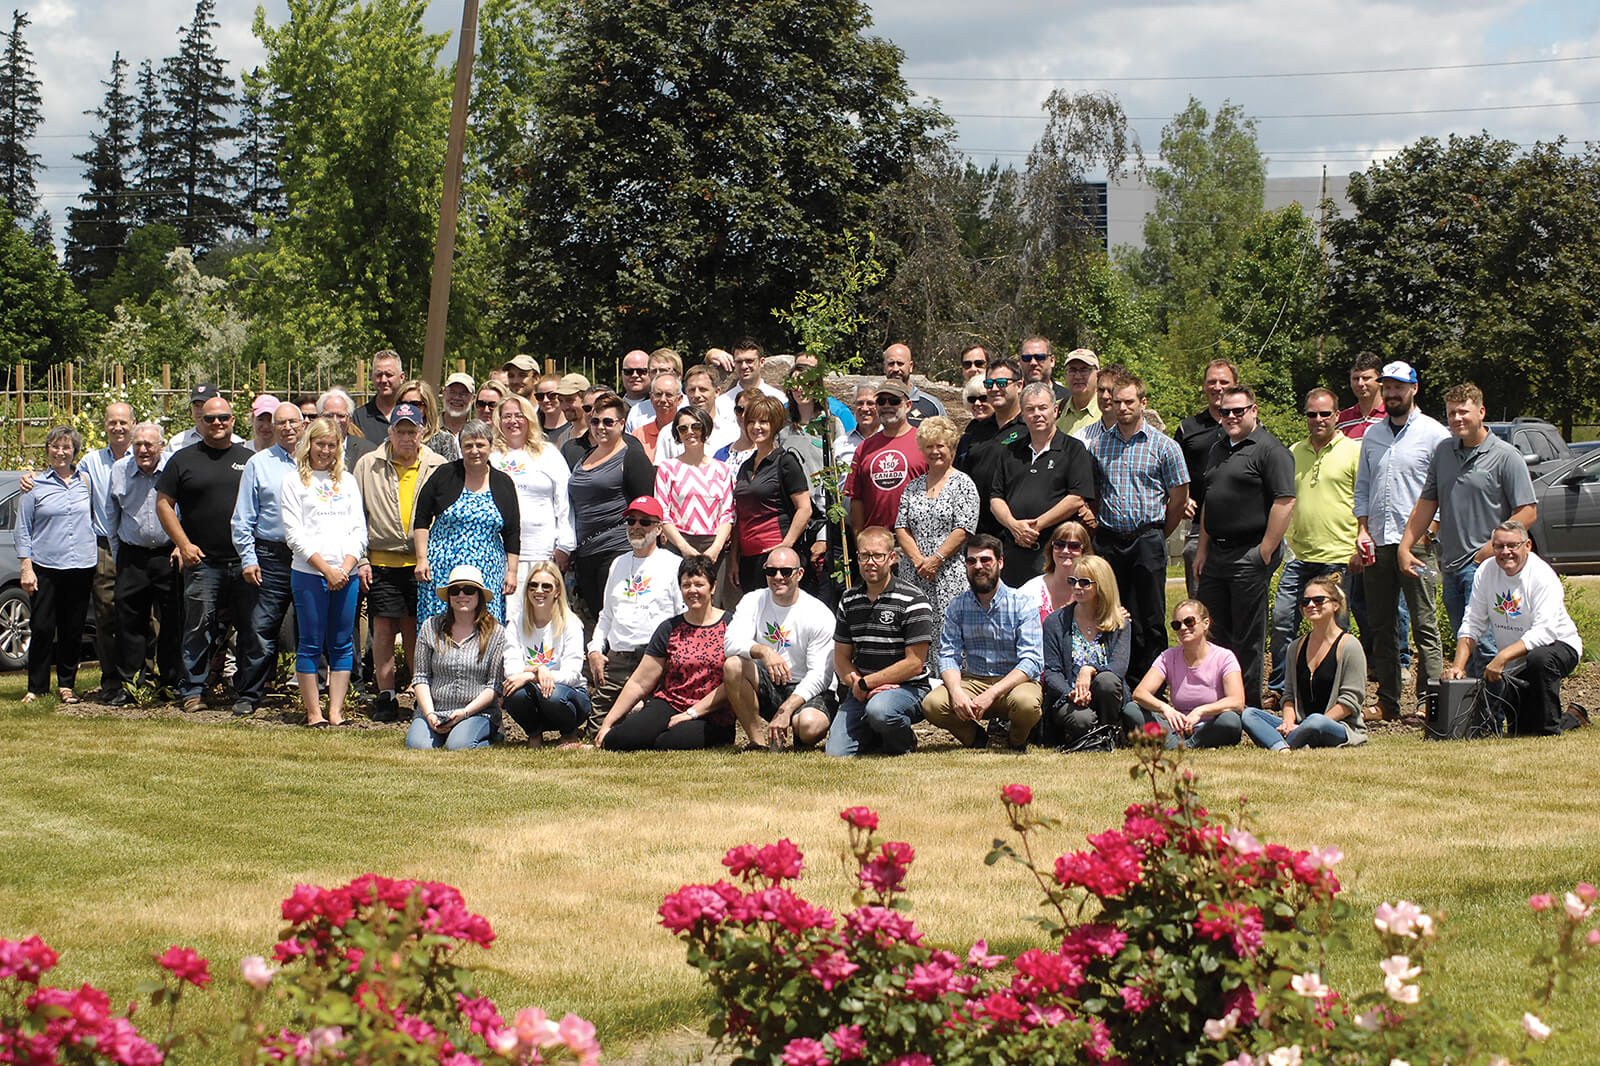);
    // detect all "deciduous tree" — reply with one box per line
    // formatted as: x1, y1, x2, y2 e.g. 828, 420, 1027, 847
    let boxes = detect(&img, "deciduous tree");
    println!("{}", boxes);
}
0, 211, 98, 371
